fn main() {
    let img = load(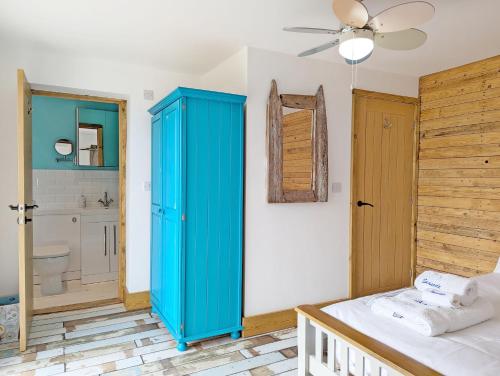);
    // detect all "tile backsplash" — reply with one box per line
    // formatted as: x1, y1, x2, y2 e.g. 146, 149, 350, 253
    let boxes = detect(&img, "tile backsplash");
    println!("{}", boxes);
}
33, 170, 119, 210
